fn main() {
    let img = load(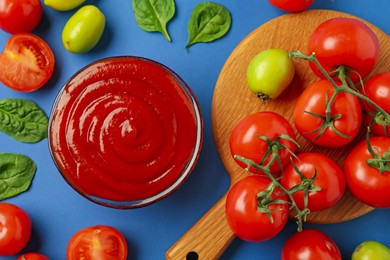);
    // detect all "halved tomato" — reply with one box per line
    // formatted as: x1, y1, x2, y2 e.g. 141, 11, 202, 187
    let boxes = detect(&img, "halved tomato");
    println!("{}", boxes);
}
66, 225, 128, 260
0, 33, 55, 92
